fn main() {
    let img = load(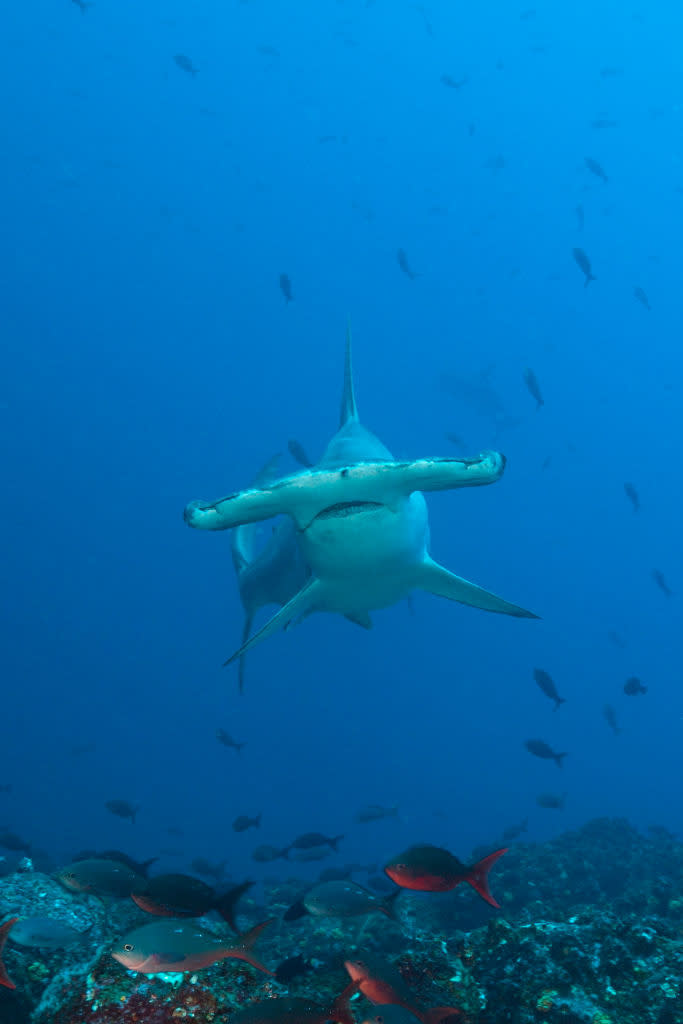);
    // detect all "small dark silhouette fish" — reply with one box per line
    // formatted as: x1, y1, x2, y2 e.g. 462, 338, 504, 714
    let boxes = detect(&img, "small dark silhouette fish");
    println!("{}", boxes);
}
288, 439, 313, 468
288, 832, 343, 852
573, 247, 596, 286
0, 830, 30, 852
274, 953, 312, 985
174, 54, 198, 76
112, 918, 274, 976
607, 629, 626, 648
524, 739, 567, 768
0, 918, 18, 989
523, 368, 544, 410
536, 792, 566, 809
131, 875, 252, 931
623, 482, 639, 512
599, 66, 623, 77
624, 676, 647, 696
591, 118, 618, 129
603, 704, 621, 736
585, 157, 608, 183
355, 804, 399, 824
216, 729, 245, 752
384, 844, 507, 907
575, 203, 584, 231
279, 273, 293, 303
652, 569, 673, 597
483, 153, 506, 171
105, 799, 139, 824
233, 814, 261, 833
71, 0, 93, 11
444, 431, 465, 447
633, 286, 651, 310
502, 818, 528, 841
441, 74, 468, 89
396, 248, 419, 280
251, 844, 289, 863
533, 668, 565, 710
